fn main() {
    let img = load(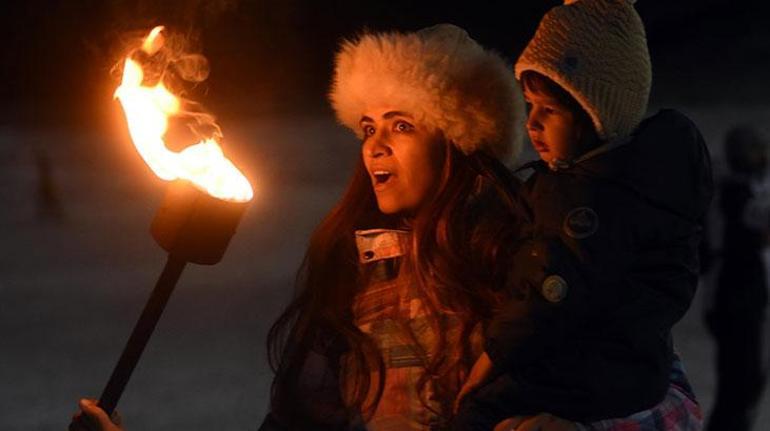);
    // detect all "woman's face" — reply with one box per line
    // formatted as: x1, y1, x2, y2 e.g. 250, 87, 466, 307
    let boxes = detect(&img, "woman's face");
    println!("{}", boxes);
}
524, 87, 582, 164
360, 108, 445, 216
